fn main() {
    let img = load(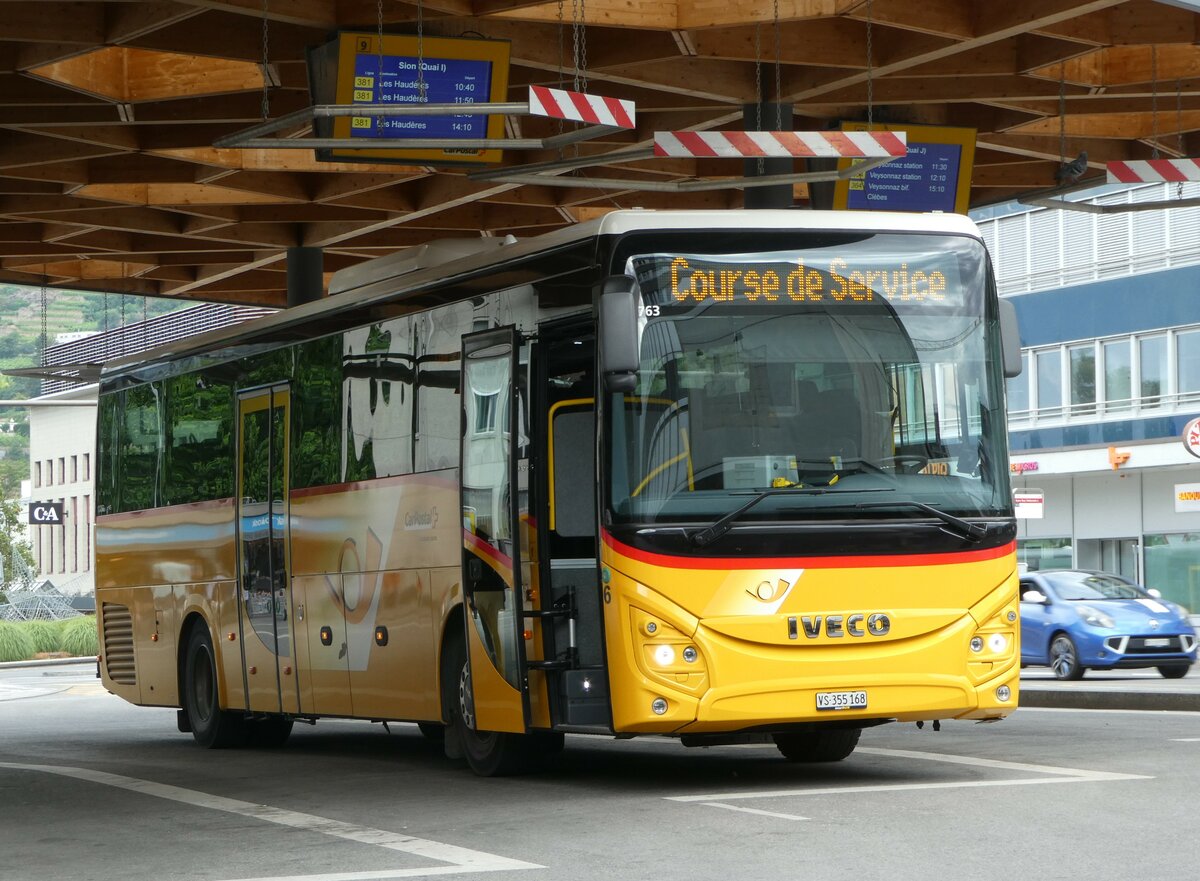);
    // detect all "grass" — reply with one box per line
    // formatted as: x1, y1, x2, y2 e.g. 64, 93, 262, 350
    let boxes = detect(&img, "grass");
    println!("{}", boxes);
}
0, 621, 36, 662
59, 615, 99, 657
26, 619, 66, 654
